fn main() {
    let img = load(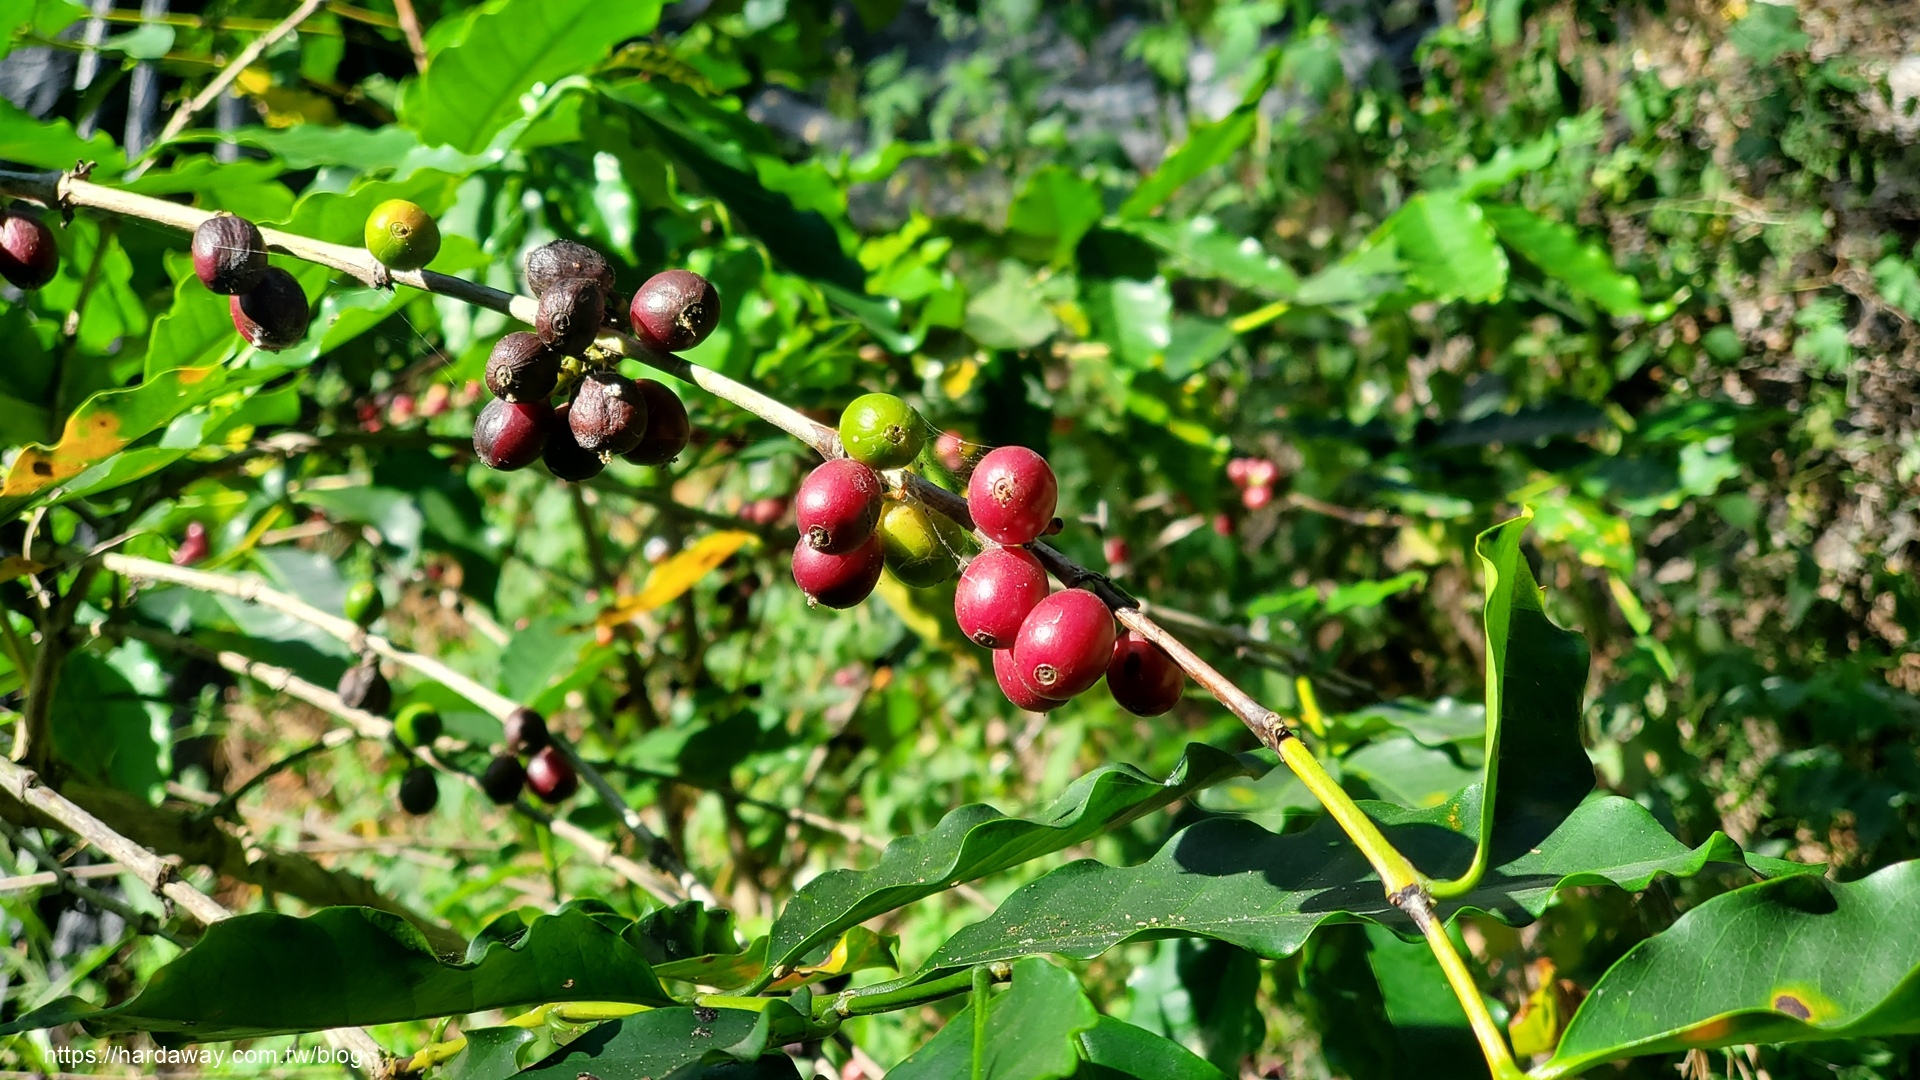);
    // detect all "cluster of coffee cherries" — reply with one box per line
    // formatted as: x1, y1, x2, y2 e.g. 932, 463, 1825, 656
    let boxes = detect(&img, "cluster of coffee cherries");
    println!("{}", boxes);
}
787, 393, 1187, 716
0, 206, 58, 291
192, 212, 313, 350
333, 583, 575, 814
472, 240, 713, 481
1226, 455, 1280, 510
